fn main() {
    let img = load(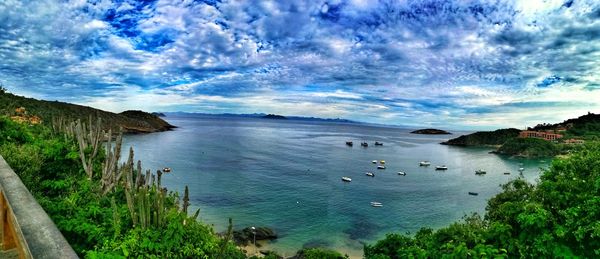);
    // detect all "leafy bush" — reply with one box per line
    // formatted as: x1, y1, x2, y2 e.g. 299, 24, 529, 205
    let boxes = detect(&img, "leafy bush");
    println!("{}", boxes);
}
365, 143, 600, 258
0, 116, 244, 258
497, 137, 561, 157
